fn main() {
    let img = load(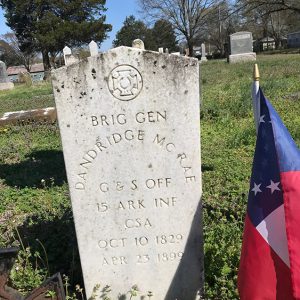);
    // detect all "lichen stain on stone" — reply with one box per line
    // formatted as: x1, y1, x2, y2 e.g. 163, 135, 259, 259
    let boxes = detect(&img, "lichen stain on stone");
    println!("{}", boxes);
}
81, 57, 88, 64
96, 53, 104, 60
91, 68, 97, 79
73, 77, 80, 84
184, 90, 188, 95
143, 51, 158, 61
